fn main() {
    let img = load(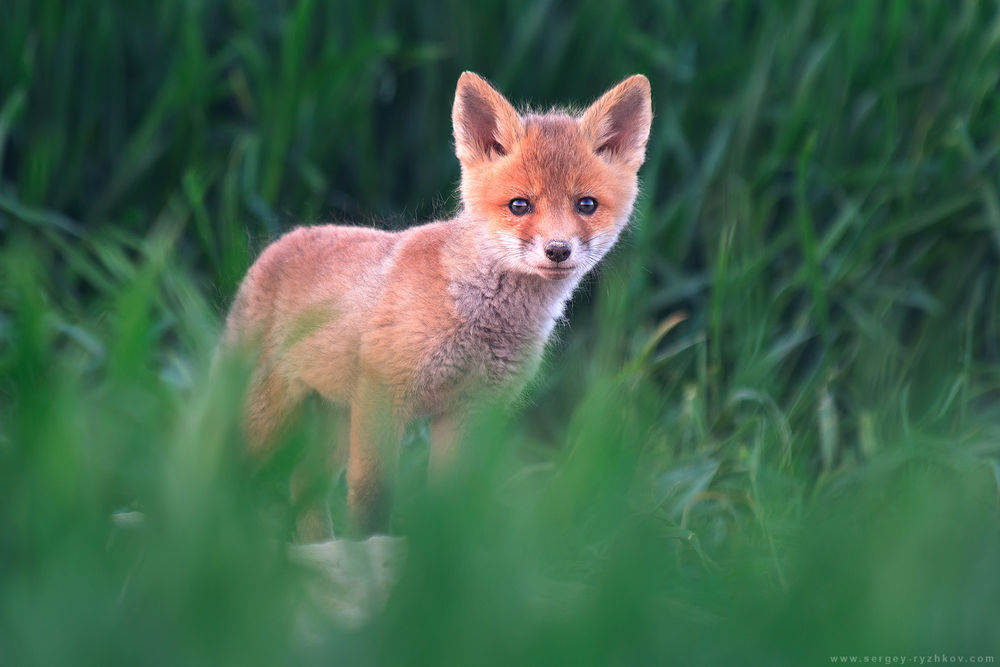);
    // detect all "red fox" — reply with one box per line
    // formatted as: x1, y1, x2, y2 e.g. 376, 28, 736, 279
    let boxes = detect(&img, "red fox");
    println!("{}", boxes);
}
224, 72, 652, 539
